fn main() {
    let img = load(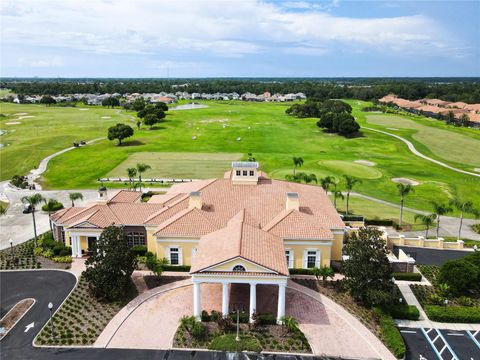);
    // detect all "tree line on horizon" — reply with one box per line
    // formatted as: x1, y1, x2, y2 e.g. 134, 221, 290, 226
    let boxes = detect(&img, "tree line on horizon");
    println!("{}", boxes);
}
1, 78, 480, 103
